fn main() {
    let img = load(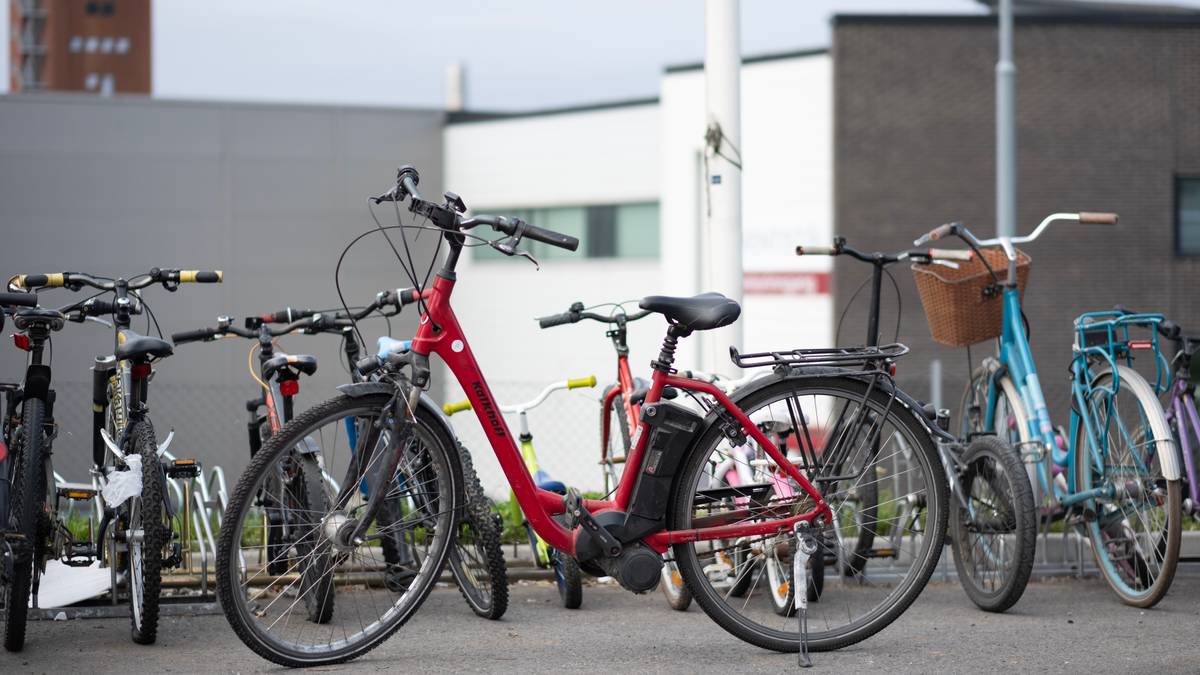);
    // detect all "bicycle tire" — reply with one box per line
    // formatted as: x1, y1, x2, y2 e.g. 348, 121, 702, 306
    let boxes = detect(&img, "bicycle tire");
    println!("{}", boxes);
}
659, 560, 693, 611
948, 435, 1036, 613
554, 553, 582, 609
1073, 365, 1181, 608
447, 443, 508, 620
2, 398, 44, 652
669, 374, 948, 653
216, 392, 461, 667
126, 419, 165, 645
